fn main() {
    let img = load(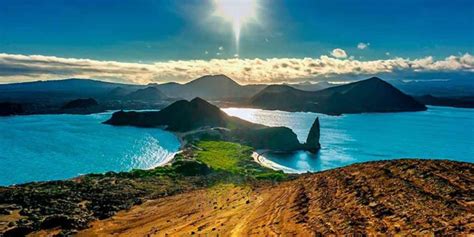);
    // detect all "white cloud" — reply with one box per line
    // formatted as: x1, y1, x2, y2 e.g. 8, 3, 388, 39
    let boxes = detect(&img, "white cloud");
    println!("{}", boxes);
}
330, 48, 348, 58
0, 52, 472, 85
357, 42, 370, 50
